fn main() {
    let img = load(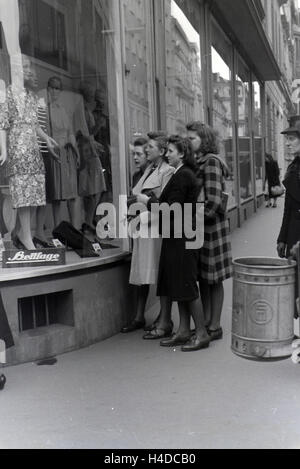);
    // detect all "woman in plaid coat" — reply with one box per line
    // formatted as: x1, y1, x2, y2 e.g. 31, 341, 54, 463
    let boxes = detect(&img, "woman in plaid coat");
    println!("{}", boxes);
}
186, 122, 233, 341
